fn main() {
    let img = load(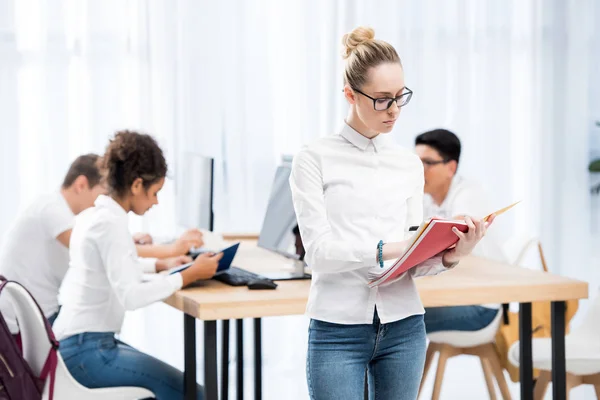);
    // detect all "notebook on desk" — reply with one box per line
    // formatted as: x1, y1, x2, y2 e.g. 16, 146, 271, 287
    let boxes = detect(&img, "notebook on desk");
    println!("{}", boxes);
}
368, 201, 520, 287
